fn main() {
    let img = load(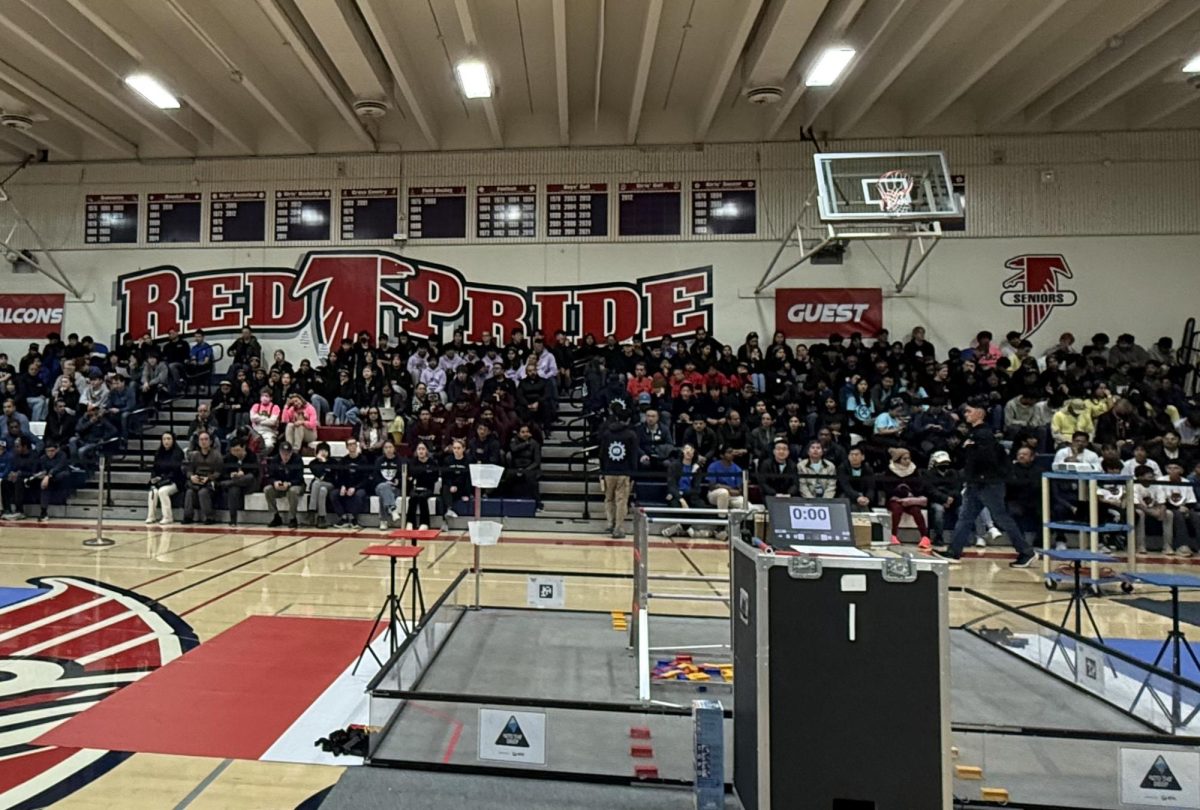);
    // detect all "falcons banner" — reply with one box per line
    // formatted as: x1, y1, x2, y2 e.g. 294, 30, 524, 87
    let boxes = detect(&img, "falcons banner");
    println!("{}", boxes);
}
1000, 254, 1078, 339
115, 251, 713, 347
